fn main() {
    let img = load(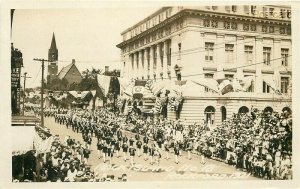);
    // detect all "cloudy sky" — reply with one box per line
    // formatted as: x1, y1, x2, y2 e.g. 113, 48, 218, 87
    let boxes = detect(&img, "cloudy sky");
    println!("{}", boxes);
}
12, 7, 159, 88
